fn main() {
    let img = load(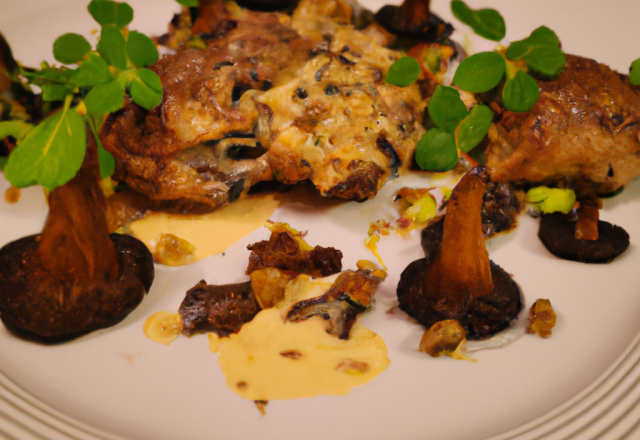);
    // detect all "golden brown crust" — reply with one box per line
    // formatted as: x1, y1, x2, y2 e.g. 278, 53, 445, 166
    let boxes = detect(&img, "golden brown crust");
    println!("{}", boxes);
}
486, 55, 640, 197
101, 0, 426, 214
